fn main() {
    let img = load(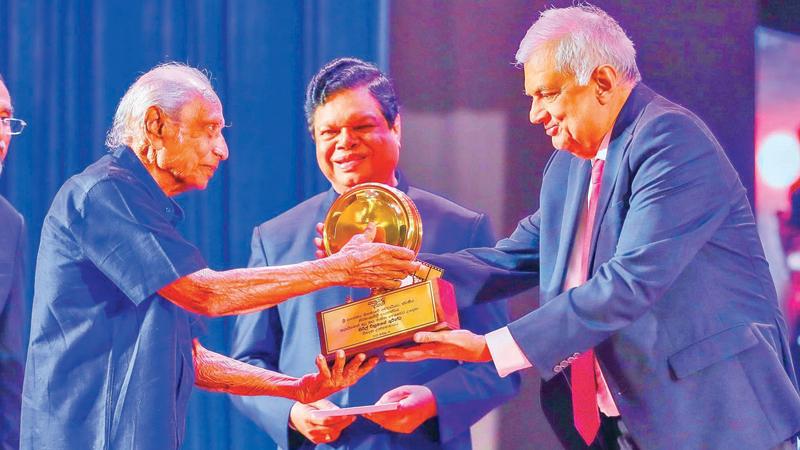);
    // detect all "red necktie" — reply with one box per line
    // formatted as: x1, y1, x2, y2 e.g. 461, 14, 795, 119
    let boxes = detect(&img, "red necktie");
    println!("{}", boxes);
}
571, 158, 605, 445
